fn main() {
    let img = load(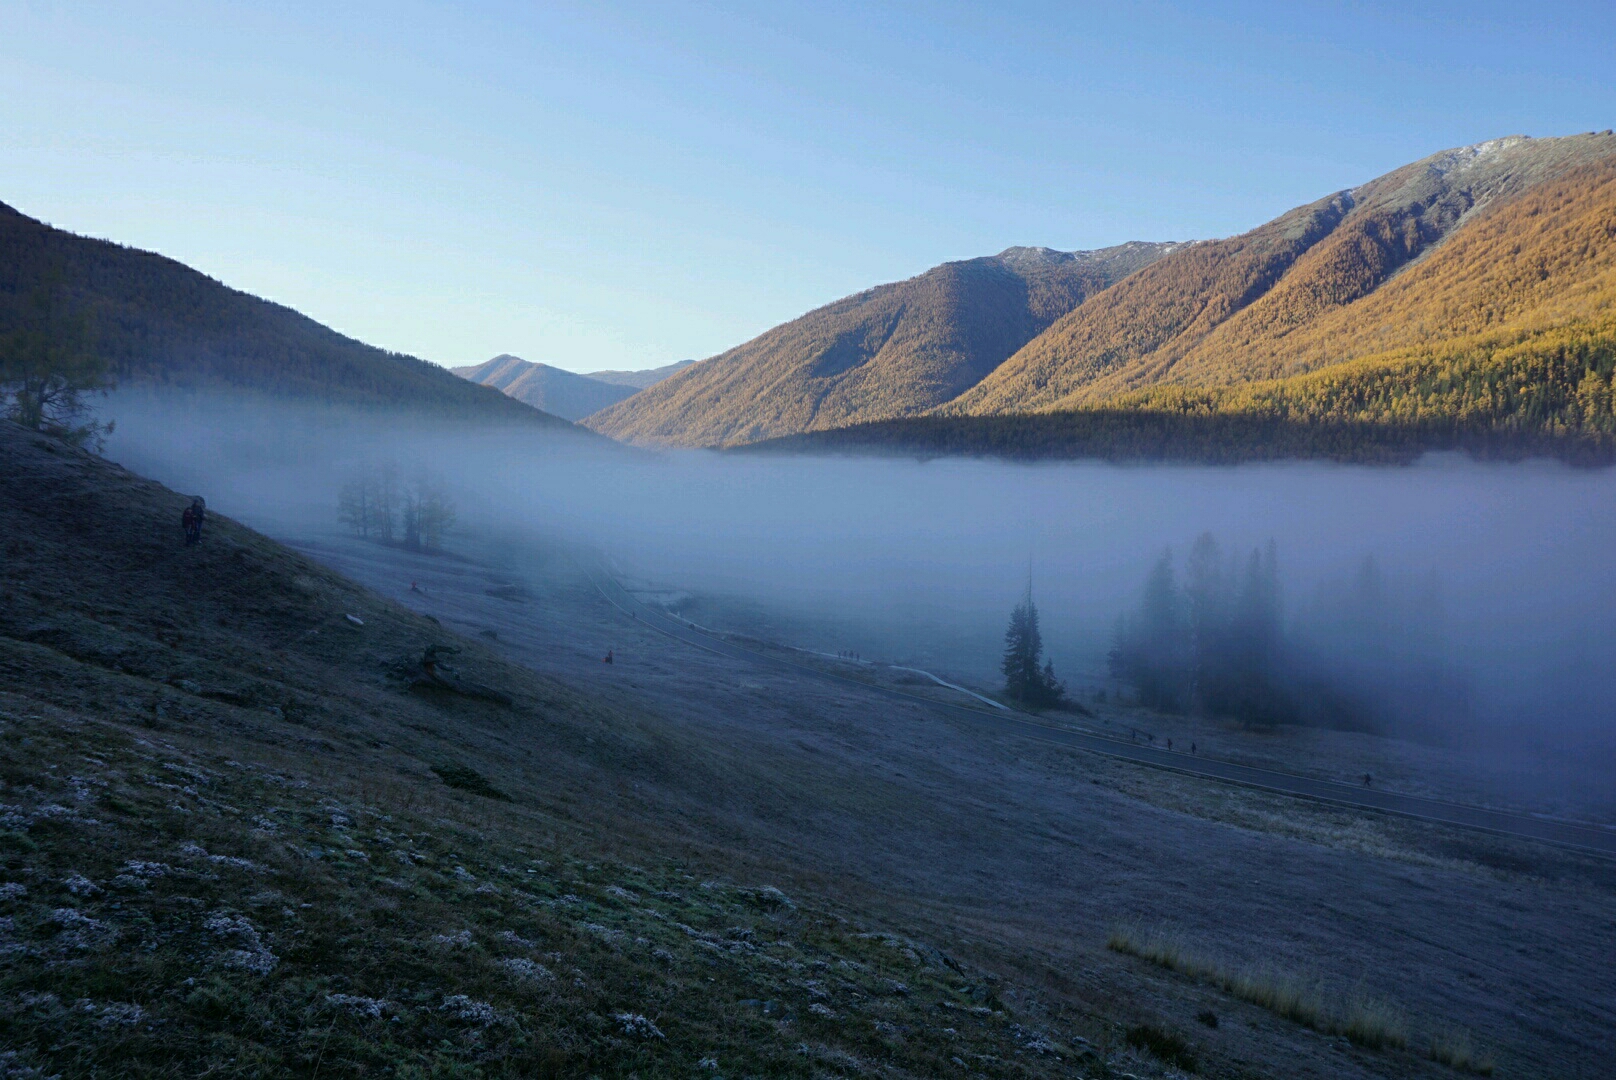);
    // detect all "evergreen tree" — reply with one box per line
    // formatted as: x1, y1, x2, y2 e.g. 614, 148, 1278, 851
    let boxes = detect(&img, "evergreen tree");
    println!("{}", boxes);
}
1226, 540, 1292, 726
1184, 532, 1227, 709
1109, 548, 1188, 710
1002, 587, 1064, 707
